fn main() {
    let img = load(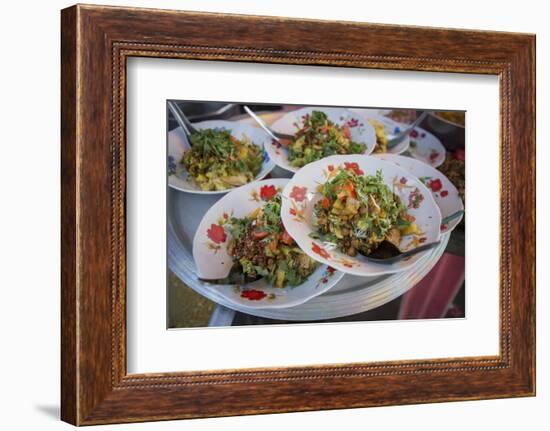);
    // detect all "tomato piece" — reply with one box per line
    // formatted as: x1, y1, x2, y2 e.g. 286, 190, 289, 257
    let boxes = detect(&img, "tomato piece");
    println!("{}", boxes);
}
252, 230, 269, 240
281, 229, 294, 245
343, 125, 351, 140
321, 197, 331, 209
344, 181, 357, 198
